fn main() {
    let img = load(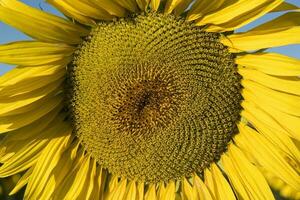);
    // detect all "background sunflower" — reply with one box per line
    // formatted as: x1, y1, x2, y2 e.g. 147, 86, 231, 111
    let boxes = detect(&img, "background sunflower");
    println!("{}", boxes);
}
0, 0, 299, 199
